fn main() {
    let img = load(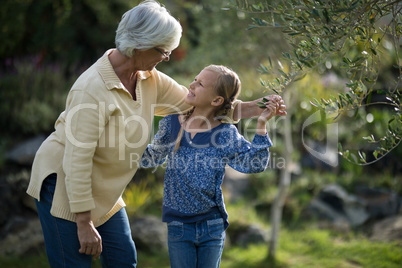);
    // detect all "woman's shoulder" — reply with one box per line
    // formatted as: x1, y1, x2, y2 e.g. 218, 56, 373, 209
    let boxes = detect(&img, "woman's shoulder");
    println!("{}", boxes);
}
146, 68, 174, 83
